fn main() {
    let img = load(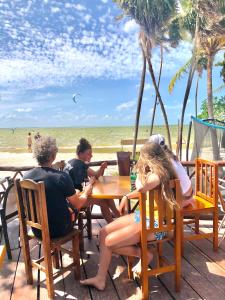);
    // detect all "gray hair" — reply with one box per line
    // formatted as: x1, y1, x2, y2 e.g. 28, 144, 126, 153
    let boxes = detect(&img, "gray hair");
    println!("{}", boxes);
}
33, 136, 58, 165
